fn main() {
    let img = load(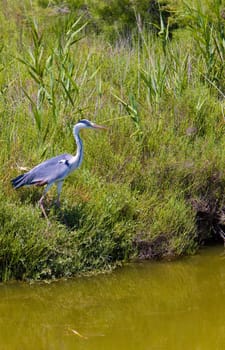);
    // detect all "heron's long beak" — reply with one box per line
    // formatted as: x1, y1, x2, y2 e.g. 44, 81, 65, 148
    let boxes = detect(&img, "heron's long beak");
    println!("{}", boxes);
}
92, 123, 107, 130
